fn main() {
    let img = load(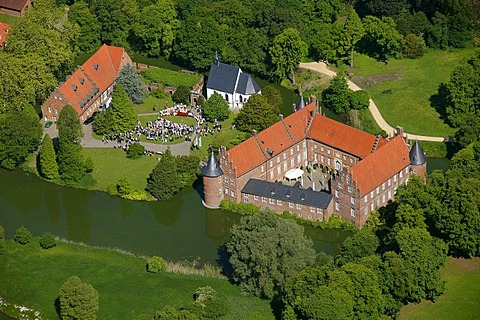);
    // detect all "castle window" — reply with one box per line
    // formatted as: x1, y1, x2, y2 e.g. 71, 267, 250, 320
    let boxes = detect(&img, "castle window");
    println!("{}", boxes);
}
277, 200, 282, 206
350, 196, 355, 205
321, 146, 324, 152
269, 198, 275, 205
262, 197, 267, 203
296, 145, 300, 151
276, 157, 280, 164
243, 194, 249, 202
283, 152, 286, 160
376, 187, 380, 194
290, 149, 293, 155
335, 161, 341, 171
350, 158, 353, 163
225, 188, 229, 194
283, 163, 287, 171
310, 207, 315, 213
365, 207, 368, 215
382, 194, 386, 203
335, 202, 339, 211
348, 186, 352, 193
277, 166, 281, 175
370, 191, 374, 198
289, 202, 293, 208
52, 116, 57, 122
269, 160, 273, 167
297, 154, 301, 164
225, 94, 229, 102
55, 108, 58, 114
296, 203, 302, 210
321, 155, 325, 163
370, 203, 374, 211
261, 166, 264, 173
343, 155, 346, 161
314, 144, 317, 149
388, 190, 392, 199
364, 195, 368, 203
302, 141, 306, 147
290, 159, 294, 167
388, 179, 391, 187
394, 175, 397, 182
327, 158, 331, 166
382, 183, 385, 190
351, 208, 356, 217
335, 190, 339, 198
317, 208, 322, 214
224, 177, 228, 183
254, 195, 259, 201
399, 171, 403, 178
48, 107, 52, 113
327, 149, 331, 154
270, 171, 274, 180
